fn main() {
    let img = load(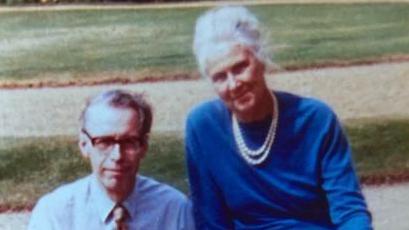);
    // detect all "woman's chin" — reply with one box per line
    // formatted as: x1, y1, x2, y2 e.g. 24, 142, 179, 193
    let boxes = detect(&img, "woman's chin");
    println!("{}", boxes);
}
232, 99, 256, 118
